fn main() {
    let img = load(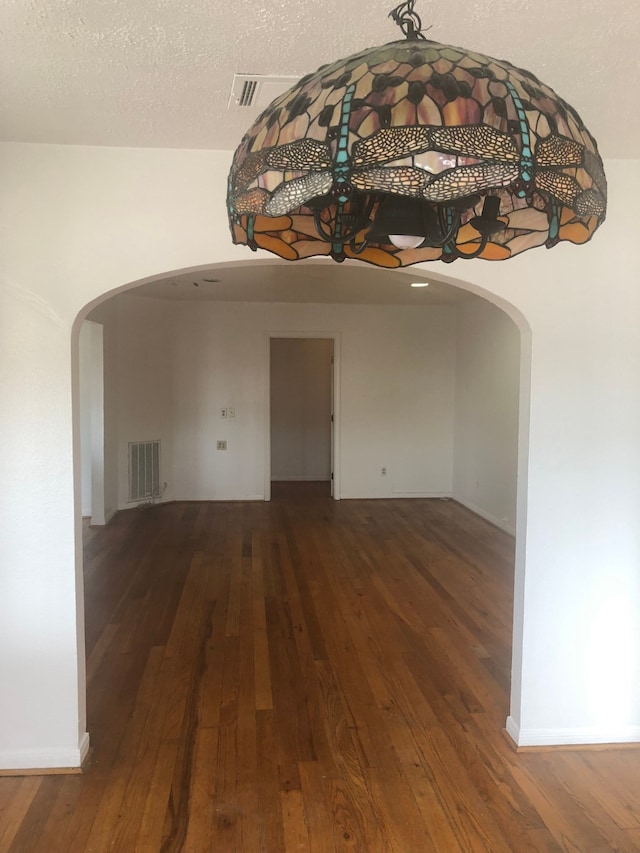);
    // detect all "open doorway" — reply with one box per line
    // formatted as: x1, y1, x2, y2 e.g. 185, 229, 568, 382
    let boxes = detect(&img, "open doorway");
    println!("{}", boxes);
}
268, 335, 338, 500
